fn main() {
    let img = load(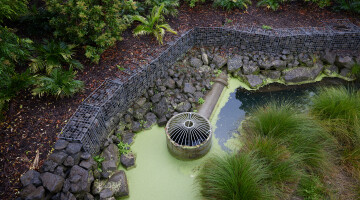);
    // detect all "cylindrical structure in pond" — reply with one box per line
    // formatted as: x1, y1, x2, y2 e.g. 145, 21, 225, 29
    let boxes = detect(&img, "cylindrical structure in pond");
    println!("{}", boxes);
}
165, 112, 212, 160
